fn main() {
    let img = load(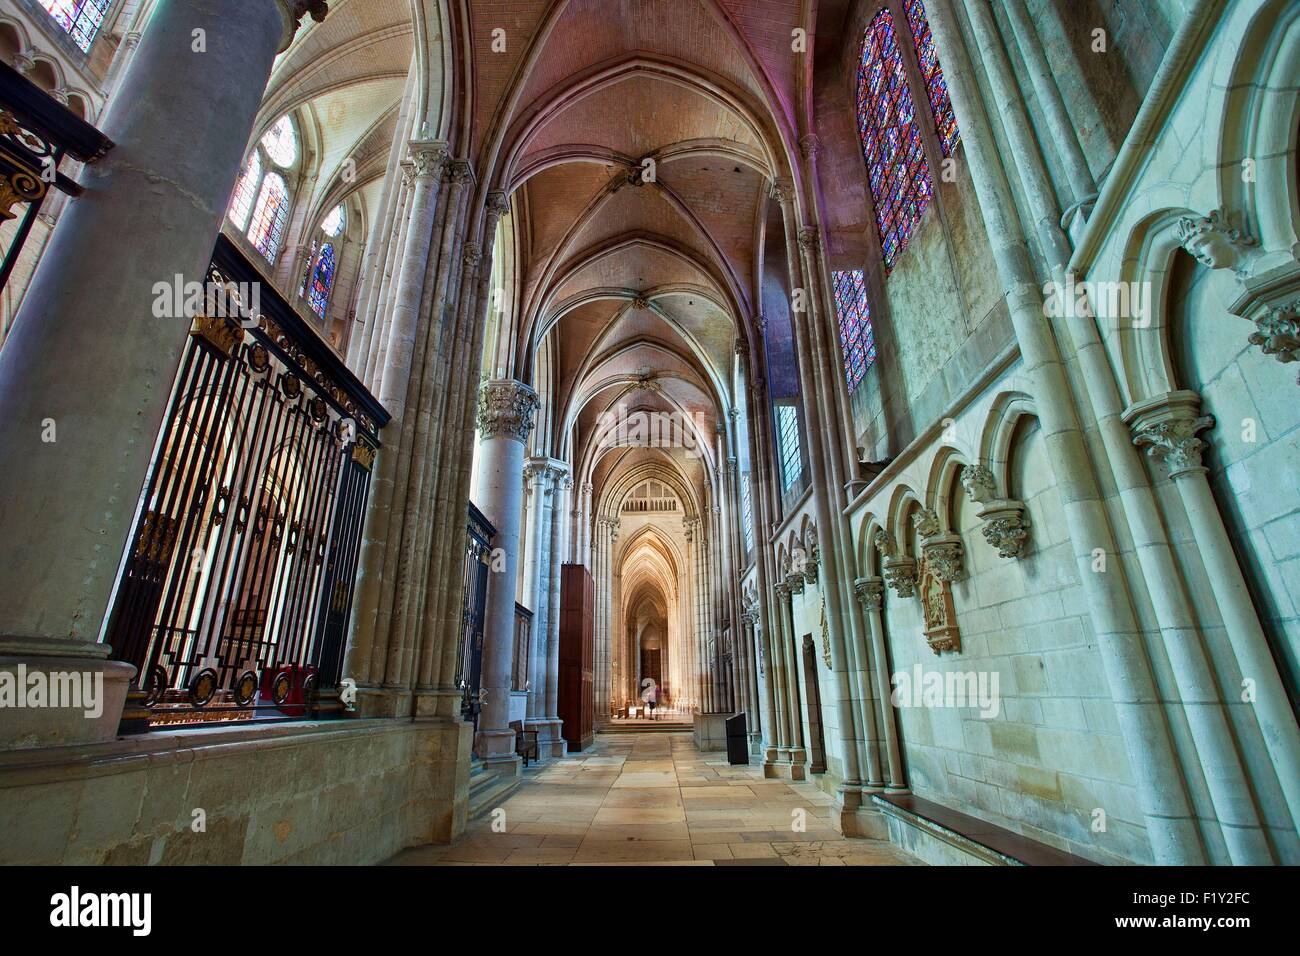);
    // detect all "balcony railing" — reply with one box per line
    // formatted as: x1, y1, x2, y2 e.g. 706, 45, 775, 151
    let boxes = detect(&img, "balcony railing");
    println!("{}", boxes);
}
0, 60, 112, 294
106, 234, 389, 726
